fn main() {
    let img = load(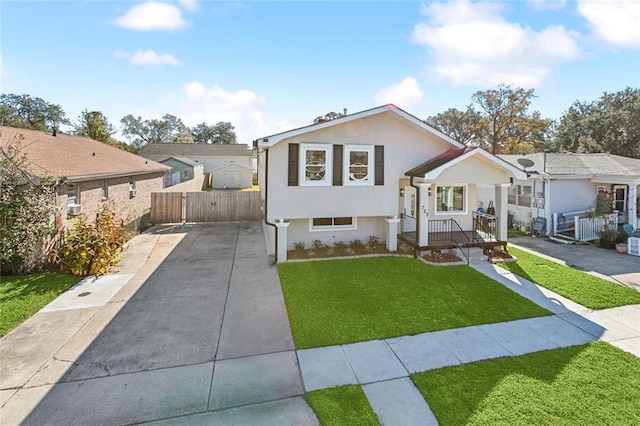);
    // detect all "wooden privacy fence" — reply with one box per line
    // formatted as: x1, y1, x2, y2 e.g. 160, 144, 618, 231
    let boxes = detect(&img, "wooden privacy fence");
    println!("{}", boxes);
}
151, 191, 262, 224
